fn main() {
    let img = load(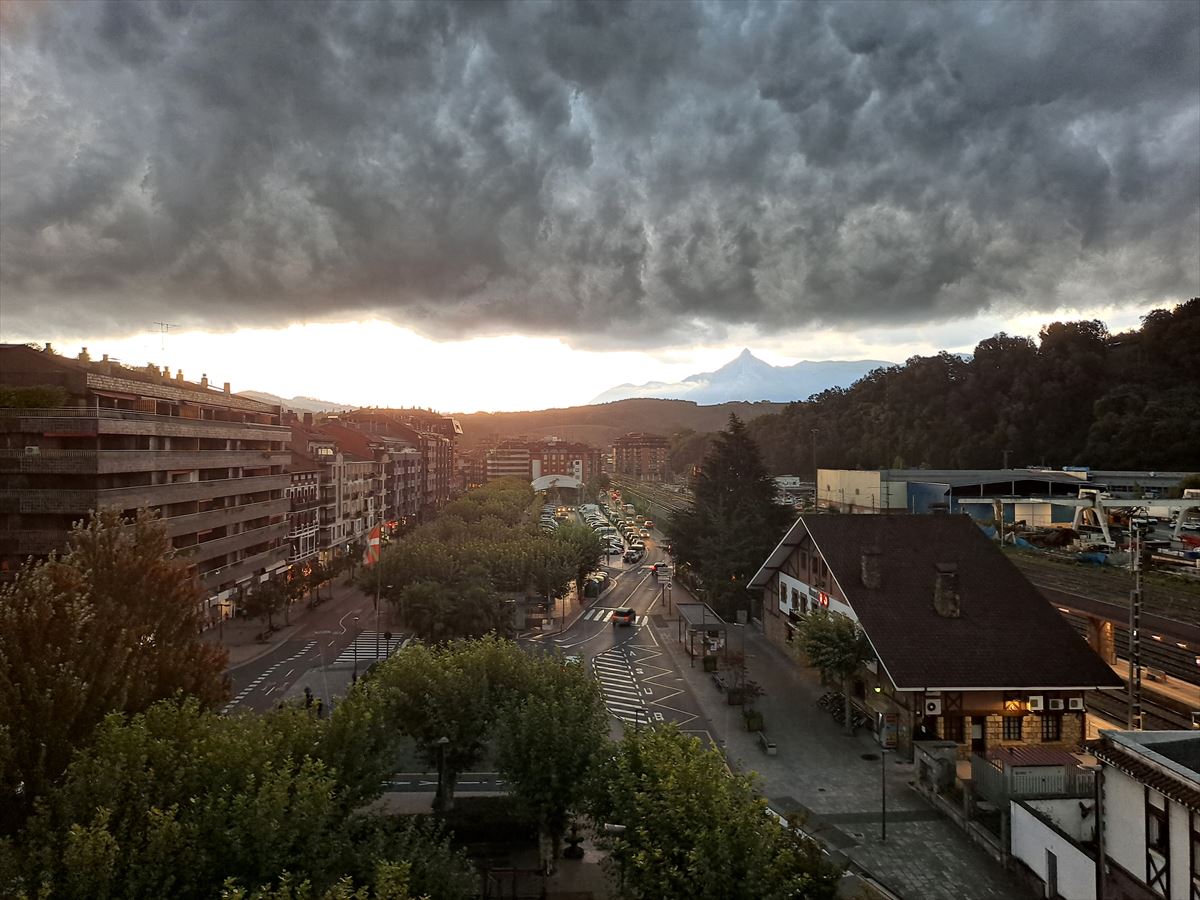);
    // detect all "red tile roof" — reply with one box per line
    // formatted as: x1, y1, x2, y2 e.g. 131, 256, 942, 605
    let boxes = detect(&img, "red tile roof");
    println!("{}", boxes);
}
800, 515, 1124, 691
